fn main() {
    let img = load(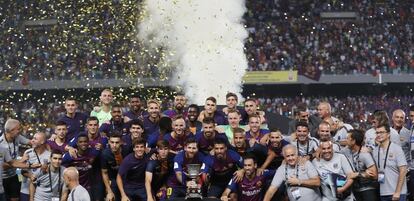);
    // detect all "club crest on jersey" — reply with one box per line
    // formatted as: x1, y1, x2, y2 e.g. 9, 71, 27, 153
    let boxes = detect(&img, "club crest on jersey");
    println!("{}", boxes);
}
256, 181, 263, 187
333, 163, 338, 169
